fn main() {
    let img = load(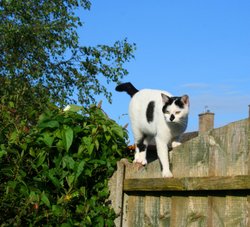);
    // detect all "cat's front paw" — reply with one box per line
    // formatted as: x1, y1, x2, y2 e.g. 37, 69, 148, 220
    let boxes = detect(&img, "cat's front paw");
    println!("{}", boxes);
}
133, 152, 147, 165
133, 158, 147, 165
162, 170, 173, 178
172, 141, 182, 148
